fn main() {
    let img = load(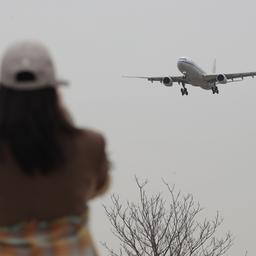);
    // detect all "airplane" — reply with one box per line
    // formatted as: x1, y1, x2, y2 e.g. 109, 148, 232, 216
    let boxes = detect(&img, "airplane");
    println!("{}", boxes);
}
124, 57, 256, 96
